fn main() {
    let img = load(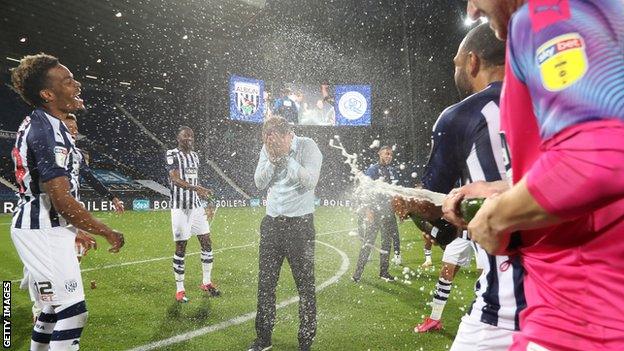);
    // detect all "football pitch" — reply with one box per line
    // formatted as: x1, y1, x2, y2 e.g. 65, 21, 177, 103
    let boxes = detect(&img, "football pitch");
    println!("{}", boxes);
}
1, 207, 479, 350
